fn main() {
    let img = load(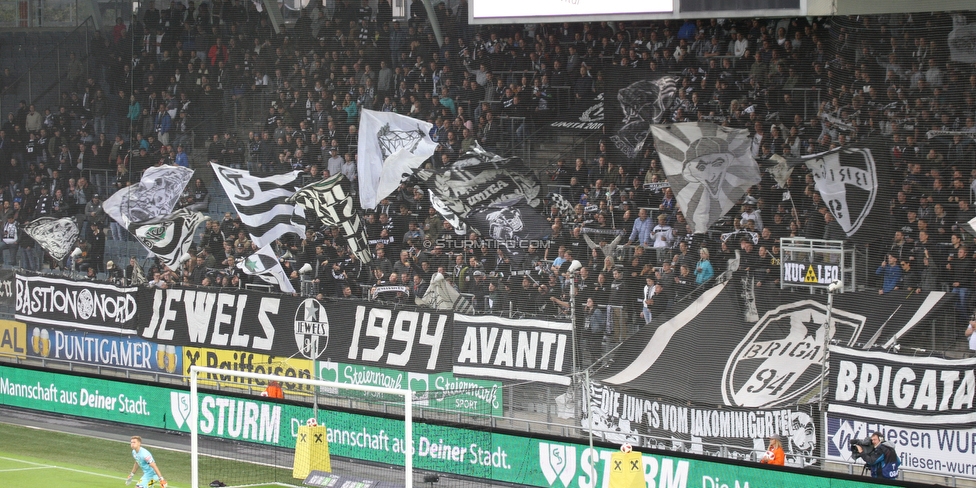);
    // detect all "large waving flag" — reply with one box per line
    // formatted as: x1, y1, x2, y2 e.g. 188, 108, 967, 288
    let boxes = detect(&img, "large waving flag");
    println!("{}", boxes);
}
23, 217, 79, 261
415, 144, 543, 229
103, 165, 194, 228
800, 141, 891, 243
289, 173, 372, 264
211, 163, 306, 248
129, 207, 210, 268
357, 109, 438, 209
237, 244, 295, 293
650, 122, 762, 233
